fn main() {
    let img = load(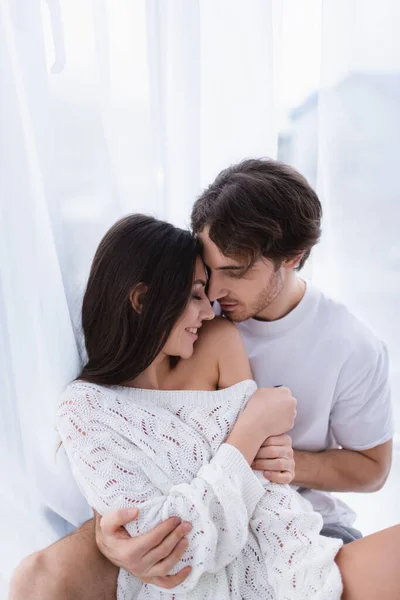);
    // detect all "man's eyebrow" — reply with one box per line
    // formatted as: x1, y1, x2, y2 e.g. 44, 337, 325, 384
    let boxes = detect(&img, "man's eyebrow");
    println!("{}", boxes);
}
194, 279, 207, 286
